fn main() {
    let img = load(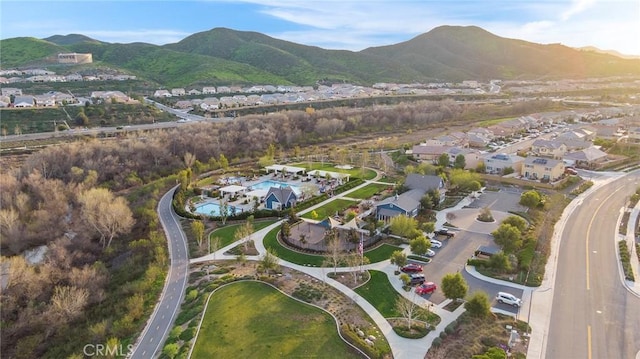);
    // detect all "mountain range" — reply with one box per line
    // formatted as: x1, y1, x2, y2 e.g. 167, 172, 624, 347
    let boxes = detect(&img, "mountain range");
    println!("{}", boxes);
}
2, 25, 639, 87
